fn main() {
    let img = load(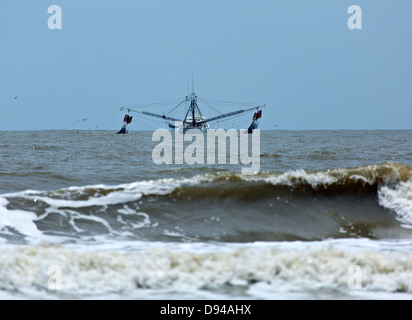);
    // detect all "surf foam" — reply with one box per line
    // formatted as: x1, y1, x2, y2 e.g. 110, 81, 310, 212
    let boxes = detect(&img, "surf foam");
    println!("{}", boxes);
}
0, 242, 411, 299
0, 197, 51, 243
